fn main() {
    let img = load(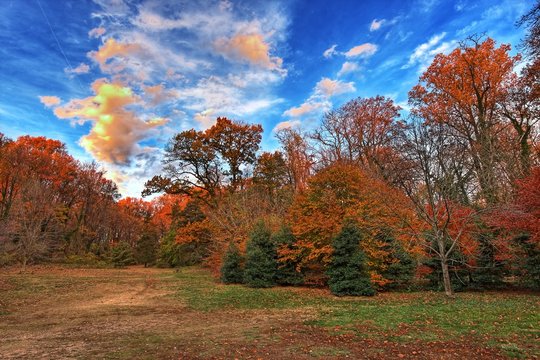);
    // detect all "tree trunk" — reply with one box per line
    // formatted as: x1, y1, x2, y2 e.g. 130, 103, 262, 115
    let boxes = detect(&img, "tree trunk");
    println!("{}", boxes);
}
21, 256, 27, 273
435, 232, 454, 297
440, 257, 453, 297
